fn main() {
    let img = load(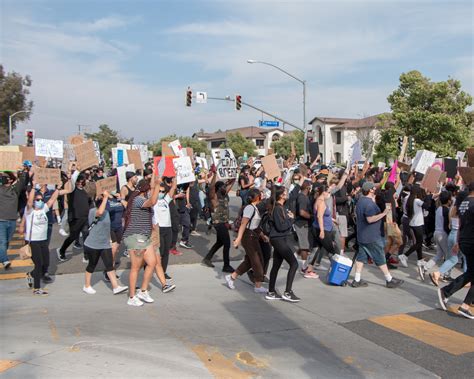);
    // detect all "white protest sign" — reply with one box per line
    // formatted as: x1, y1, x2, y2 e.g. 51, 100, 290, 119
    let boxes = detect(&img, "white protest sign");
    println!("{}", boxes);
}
131, 144, 149, 164
93, 141, 102, 163
117, 164, 135, 189
456, 151, 466, 161
117, 143, 132, 150
350, 141, 362, 164
35, 138, 64, 159
112, 147, 129, 167
169, 139, 185, 157
173, 156, 195, 184
195, 156, 208, 170
196, 91, 207, 104
211, 148, 238, 179
411, 149, 437, 174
